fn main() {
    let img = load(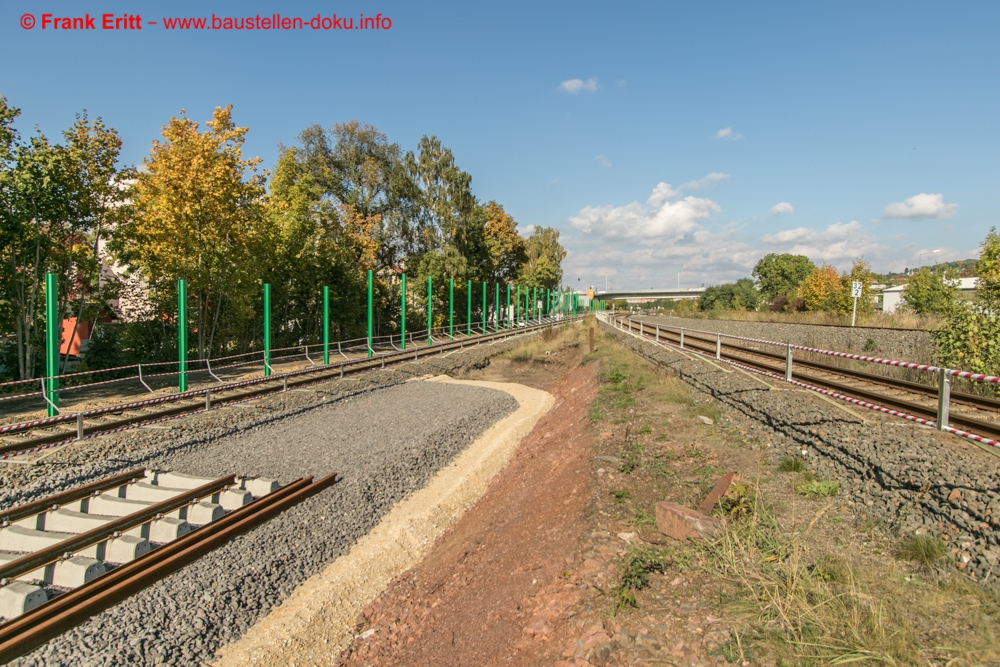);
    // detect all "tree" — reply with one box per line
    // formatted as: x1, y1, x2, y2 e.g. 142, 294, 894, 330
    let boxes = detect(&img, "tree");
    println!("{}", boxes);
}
975, 227, 1000, 312
111, 105, 270, 359
698, 278, 760, 311
519, 226, 565, 290
799, 265, 843, 312
835, 259, 876, 317
902, 267, 955, 315
752, 253, 815, 303
482, 201, 526, 283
